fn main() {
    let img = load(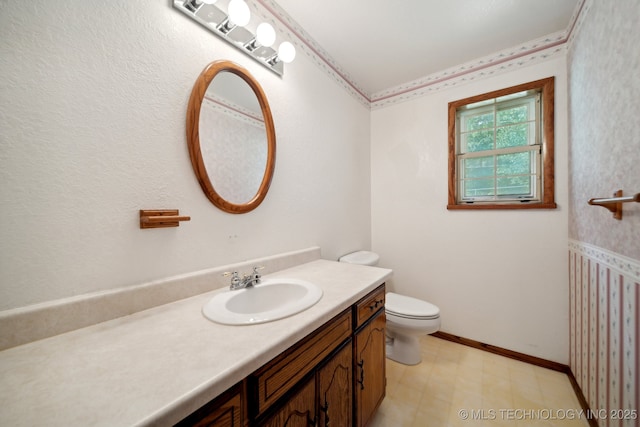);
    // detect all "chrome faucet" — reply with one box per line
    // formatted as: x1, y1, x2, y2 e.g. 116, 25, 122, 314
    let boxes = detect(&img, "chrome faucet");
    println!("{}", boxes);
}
225, 266, 263, 290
